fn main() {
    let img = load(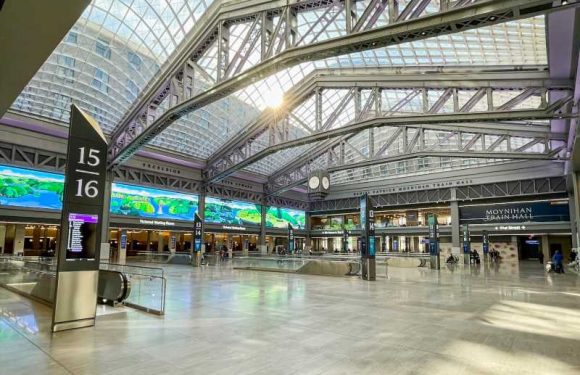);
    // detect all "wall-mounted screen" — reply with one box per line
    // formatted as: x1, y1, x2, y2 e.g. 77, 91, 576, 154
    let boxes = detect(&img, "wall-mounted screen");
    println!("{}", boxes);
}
0, 165, 64, 210
66, 213, 98, 260
110, 183, 198, 221
266, 207, 306, 229
204, 197, 262, 225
